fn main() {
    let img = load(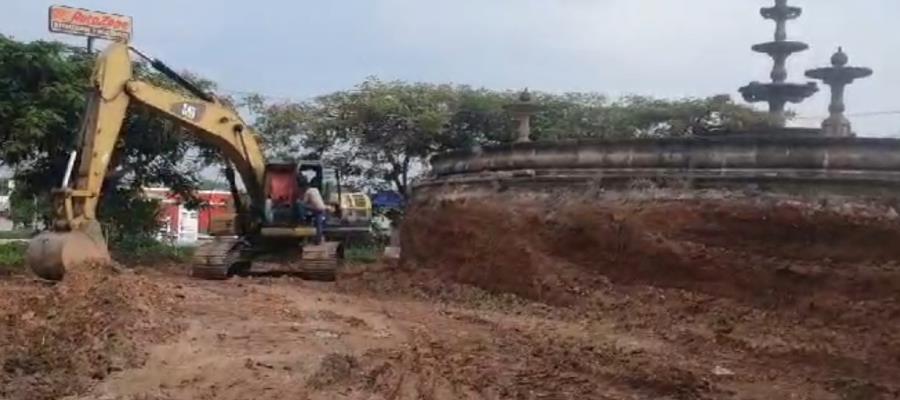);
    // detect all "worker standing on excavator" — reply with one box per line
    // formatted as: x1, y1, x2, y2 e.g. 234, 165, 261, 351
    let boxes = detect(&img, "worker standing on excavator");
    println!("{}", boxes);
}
297, 175, 327, 244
